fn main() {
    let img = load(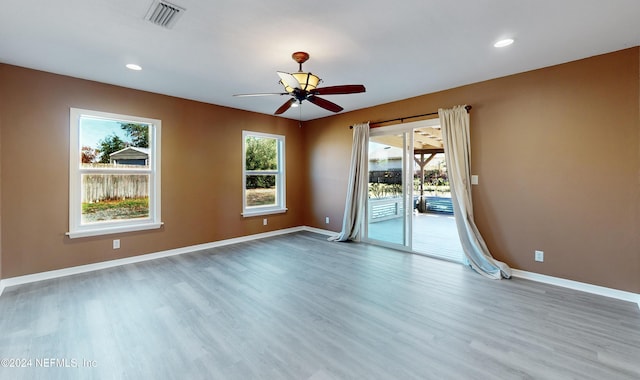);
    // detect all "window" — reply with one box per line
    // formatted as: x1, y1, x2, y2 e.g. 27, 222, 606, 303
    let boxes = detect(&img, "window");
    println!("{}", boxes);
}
242, 131, 286, 216
68, 108, 161, 238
